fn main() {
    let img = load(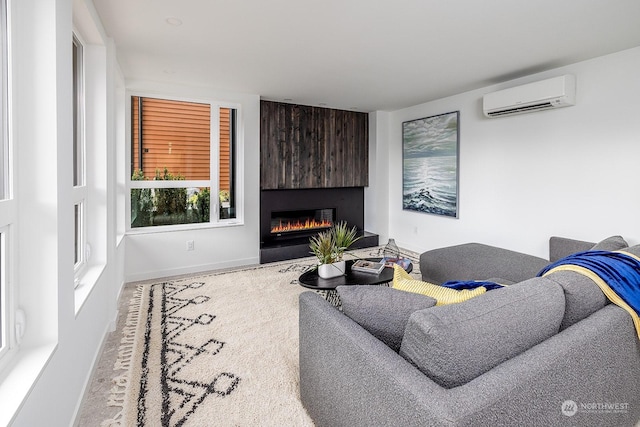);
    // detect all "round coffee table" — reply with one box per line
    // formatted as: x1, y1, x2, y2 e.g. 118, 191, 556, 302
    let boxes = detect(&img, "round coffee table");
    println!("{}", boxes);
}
298, 258, 413, 290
